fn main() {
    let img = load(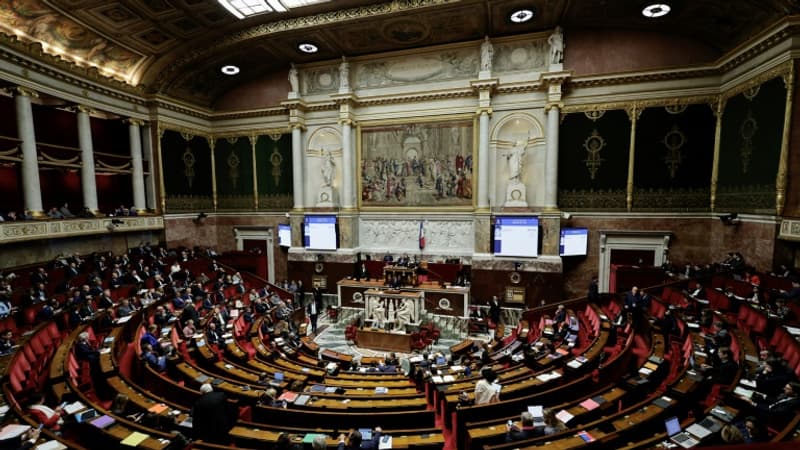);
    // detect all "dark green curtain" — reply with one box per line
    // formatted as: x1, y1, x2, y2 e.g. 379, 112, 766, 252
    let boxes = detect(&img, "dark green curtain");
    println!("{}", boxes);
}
633, 104, 715, 210
717, 77, 786, 211
215, 136, 254, 210
558, 109, 630, 210
255, 133, 293, 209
161, 130, 212, 212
